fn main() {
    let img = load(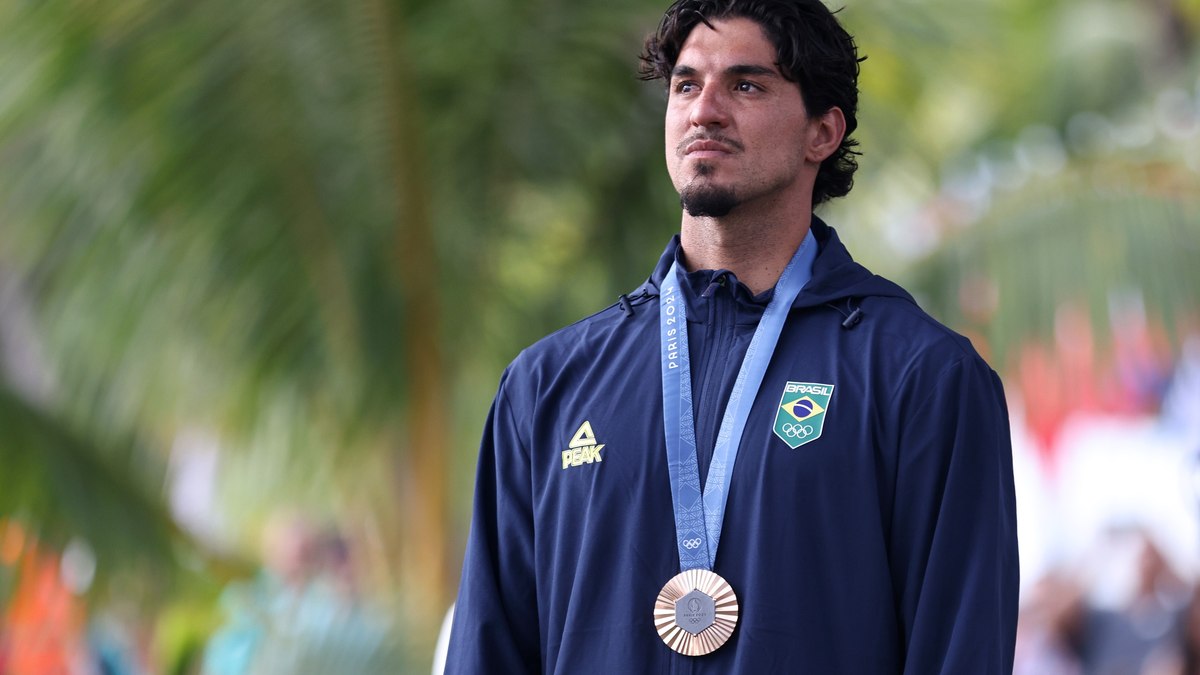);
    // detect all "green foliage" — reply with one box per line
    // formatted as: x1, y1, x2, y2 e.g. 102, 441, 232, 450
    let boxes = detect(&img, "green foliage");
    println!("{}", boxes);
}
0, 383, 191, 600
913, 164, 1200, 368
